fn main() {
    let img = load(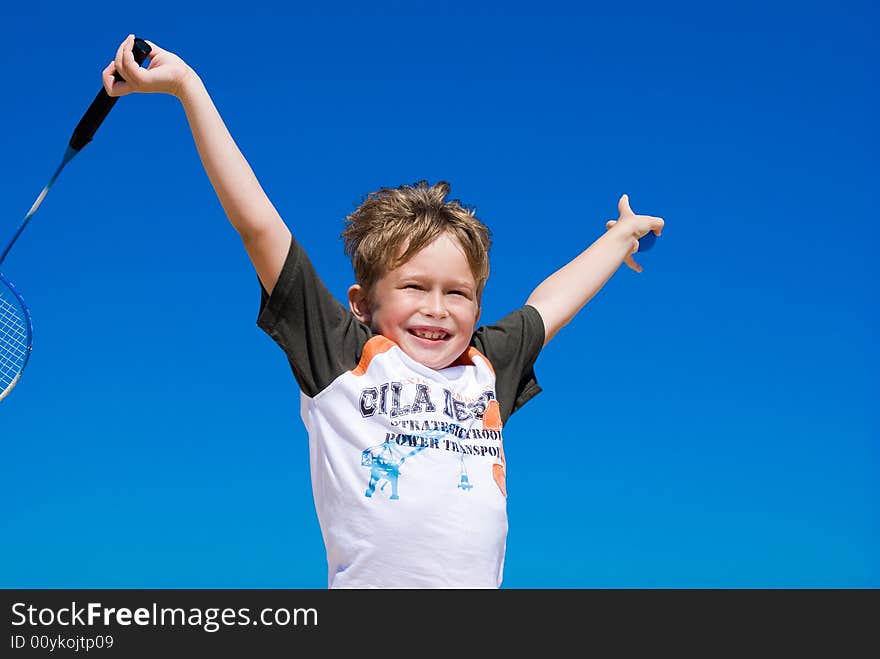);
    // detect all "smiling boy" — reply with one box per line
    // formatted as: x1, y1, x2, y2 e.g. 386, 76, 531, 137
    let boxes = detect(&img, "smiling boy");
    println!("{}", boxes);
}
347, 231, 481, 371
104, 35, 664, 588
